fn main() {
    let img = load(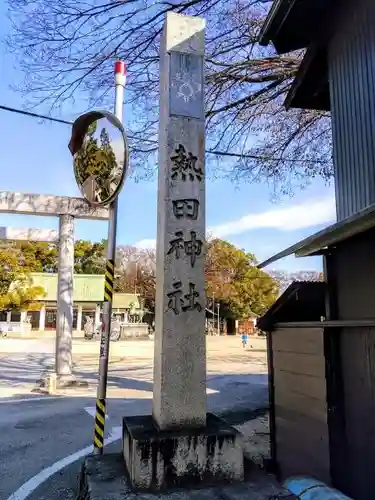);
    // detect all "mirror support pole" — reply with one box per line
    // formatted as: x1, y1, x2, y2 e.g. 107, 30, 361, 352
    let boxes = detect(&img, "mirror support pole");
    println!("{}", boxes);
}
93, 61, 126, 455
